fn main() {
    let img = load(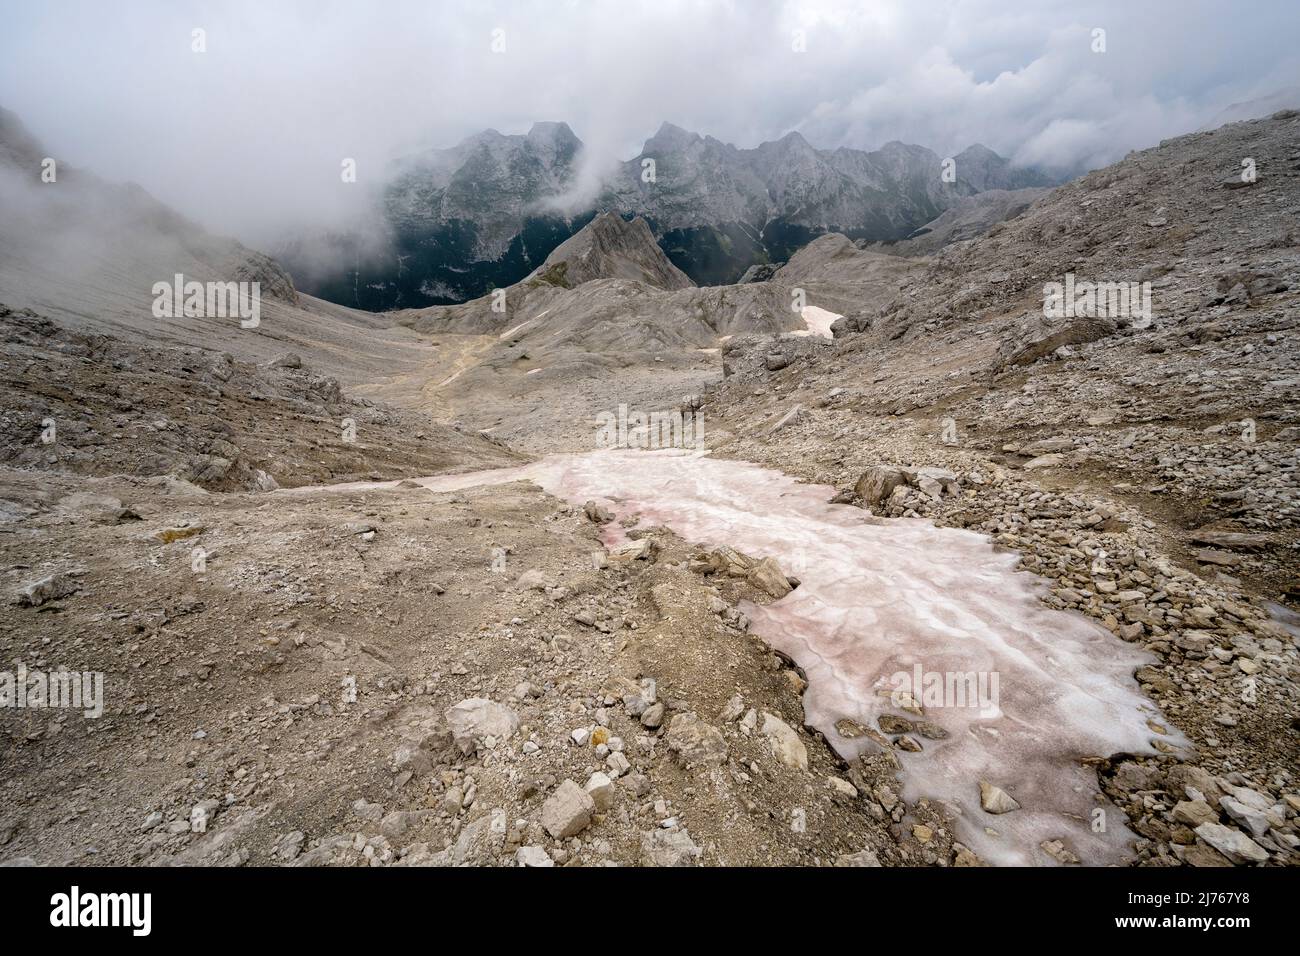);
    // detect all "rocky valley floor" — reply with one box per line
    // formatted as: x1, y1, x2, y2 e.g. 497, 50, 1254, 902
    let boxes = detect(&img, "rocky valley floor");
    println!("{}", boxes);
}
0, 306, 899, 867
1, 110, 1298, 869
